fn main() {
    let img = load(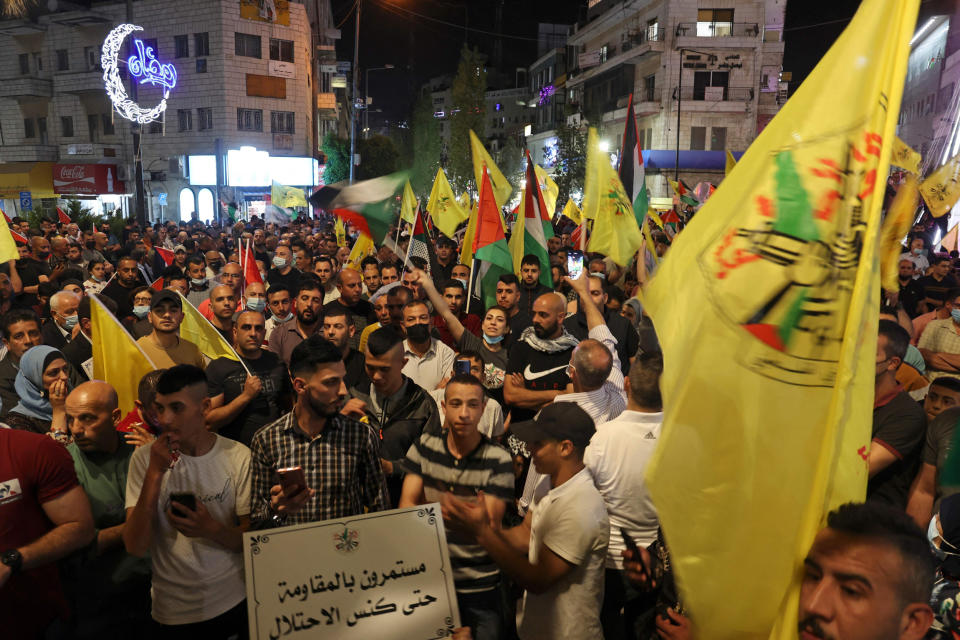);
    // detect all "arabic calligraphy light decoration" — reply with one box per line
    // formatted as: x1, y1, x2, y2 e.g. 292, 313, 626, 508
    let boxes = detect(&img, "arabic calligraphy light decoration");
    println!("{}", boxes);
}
101, 23, 178, 124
